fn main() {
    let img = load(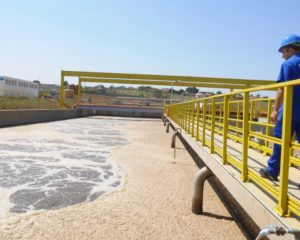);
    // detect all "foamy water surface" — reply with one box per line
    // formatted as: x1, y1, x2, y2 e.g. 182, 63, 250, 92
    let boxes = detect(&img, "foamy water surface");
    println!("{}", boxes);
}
0, 117, 128, 219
